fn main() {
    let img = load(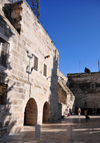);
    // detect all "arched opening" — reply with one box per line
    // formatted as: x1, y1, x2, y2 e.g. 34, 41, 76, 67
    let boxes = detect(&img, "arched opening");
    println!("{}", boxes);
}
24, 98, 37, 126
43, 102, 49, 123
